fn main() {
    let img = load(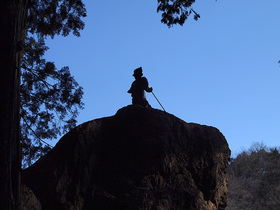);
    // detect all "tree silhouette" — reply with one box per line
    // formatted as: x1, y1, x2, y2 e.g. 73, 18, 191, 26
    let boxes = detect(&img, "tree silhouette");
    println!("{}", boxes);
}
157, 0, 201, 27
0, 0, 86, 208
21, 35, 84, 168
